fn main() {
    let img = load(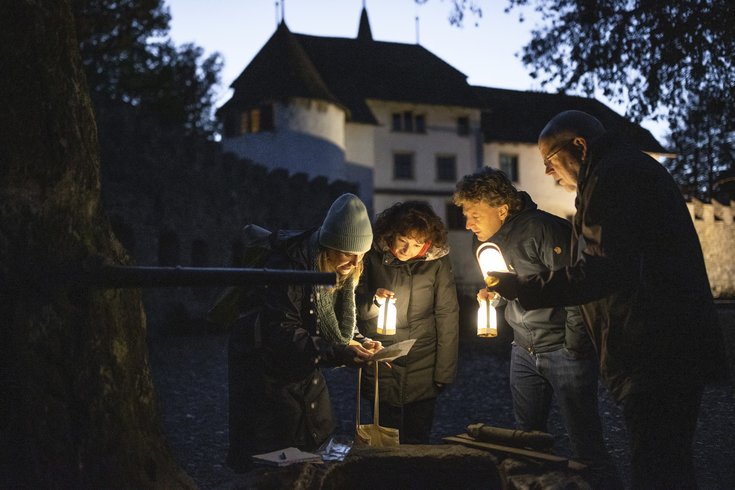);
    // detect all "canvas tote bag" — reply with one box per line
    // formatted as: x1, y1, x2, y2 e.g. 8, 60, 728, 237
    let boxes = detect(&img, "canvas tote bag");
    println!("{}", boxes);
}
355, 362, 400, 447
